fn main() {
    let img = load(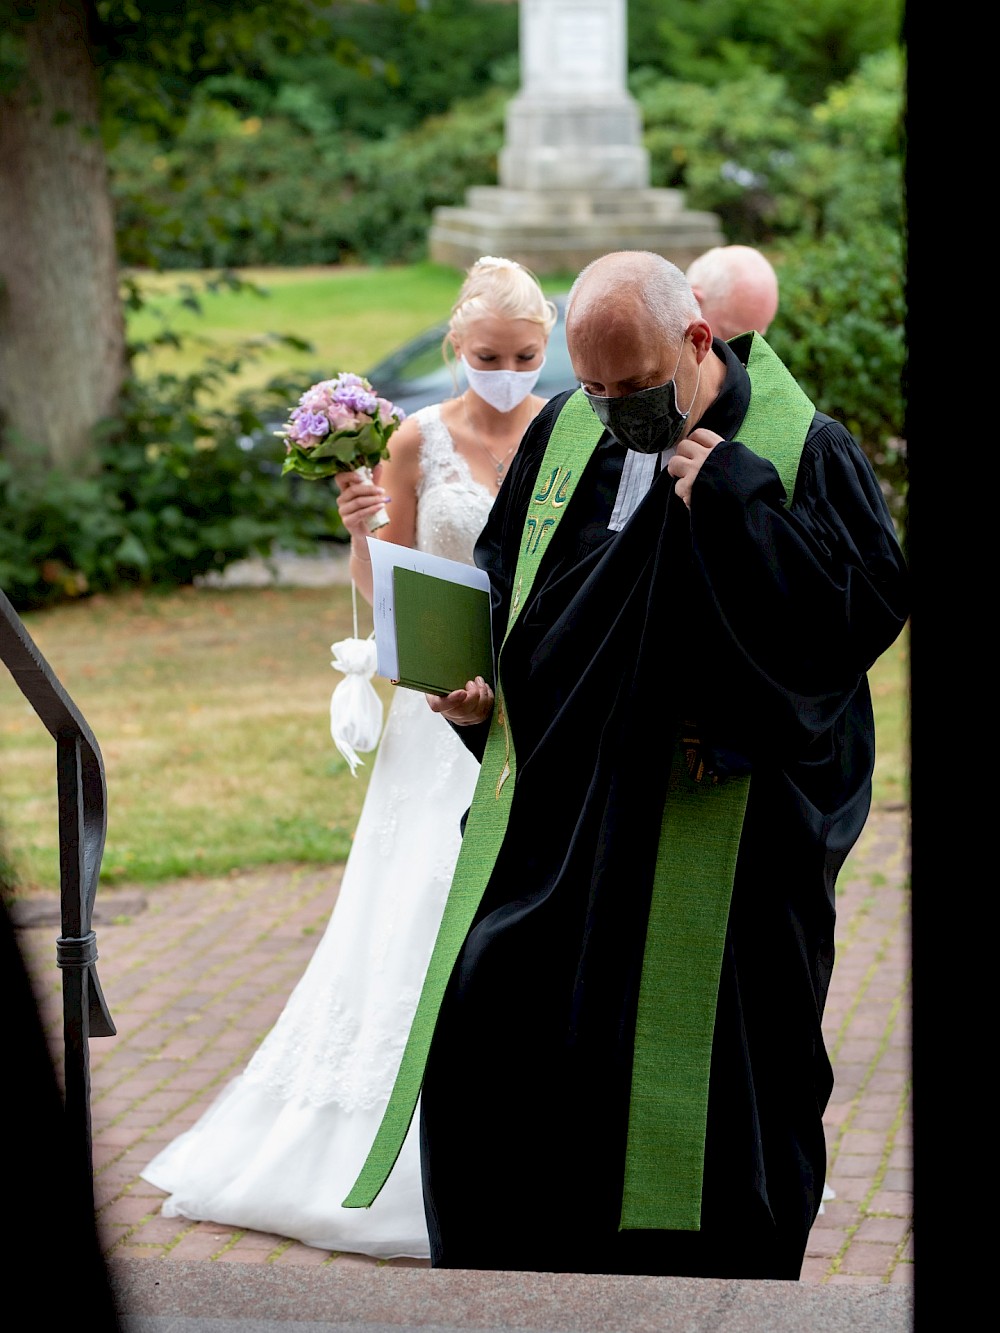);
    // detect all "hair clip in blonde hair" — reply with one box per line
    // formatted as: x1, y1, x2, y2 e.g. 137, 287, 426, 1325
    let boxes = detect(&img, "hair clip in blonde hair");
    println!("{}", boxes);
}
473, 256, 522, 272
